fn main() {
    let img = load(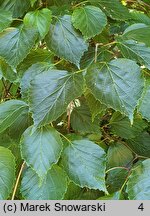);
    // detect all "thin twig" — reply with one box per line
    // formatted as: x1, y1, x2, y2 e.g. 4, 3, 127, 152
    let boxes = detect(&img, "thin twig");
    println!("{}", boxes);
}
11, 161, 25, 200
72, 0, 88, 9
